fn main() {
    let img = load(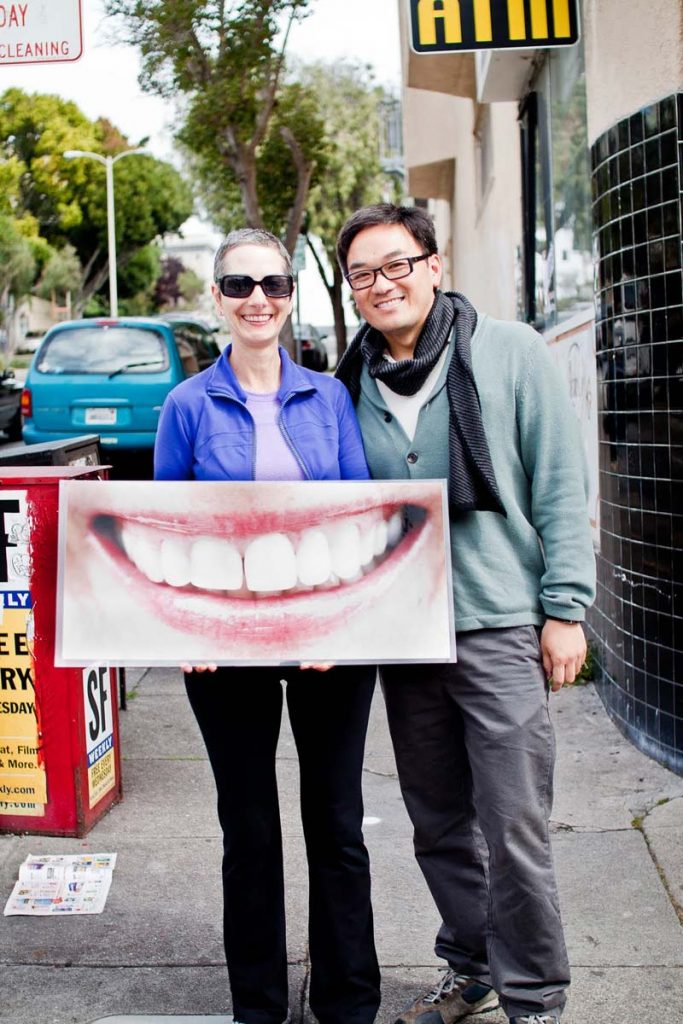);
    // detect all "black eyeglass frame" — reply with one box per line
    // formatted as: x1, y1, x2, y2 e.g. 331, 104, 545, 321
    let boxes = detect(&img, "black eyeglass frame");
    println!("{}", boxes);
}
216, 274, 295, 299
344, 252, 432, 291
